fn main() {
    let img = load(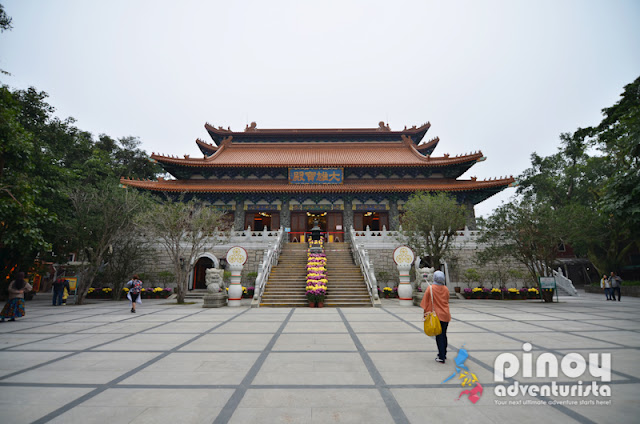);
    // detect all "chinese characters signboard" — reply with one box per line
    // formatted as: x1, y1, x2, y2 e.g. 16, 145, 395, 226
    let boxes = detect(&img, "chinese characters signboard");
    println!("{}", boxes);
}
288, 168, 343, 184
